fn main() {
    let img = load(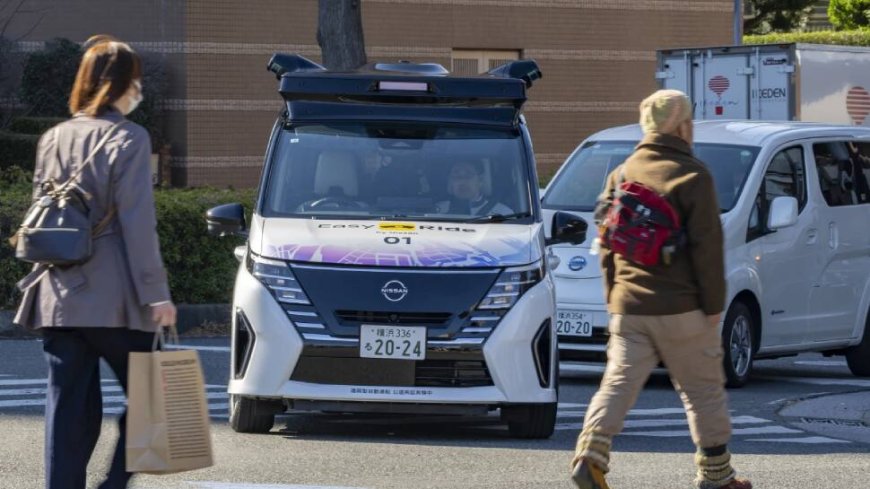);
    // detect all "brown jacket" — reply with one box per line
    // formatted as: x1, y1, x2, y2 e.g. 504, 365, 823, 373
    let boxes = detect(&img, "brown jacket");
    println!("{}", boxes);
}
598, 132, 725, 316
14, 110, 171, 331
